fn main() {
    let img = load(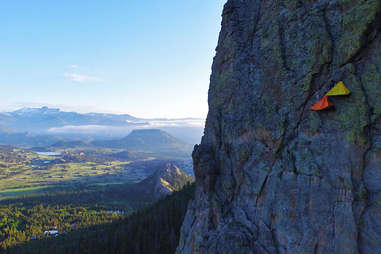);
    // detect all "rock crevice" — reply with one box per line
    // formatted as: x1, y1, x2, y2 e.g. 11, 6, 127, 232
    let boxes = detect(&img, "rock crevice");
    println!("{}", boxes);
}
177, 0, 381, 253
